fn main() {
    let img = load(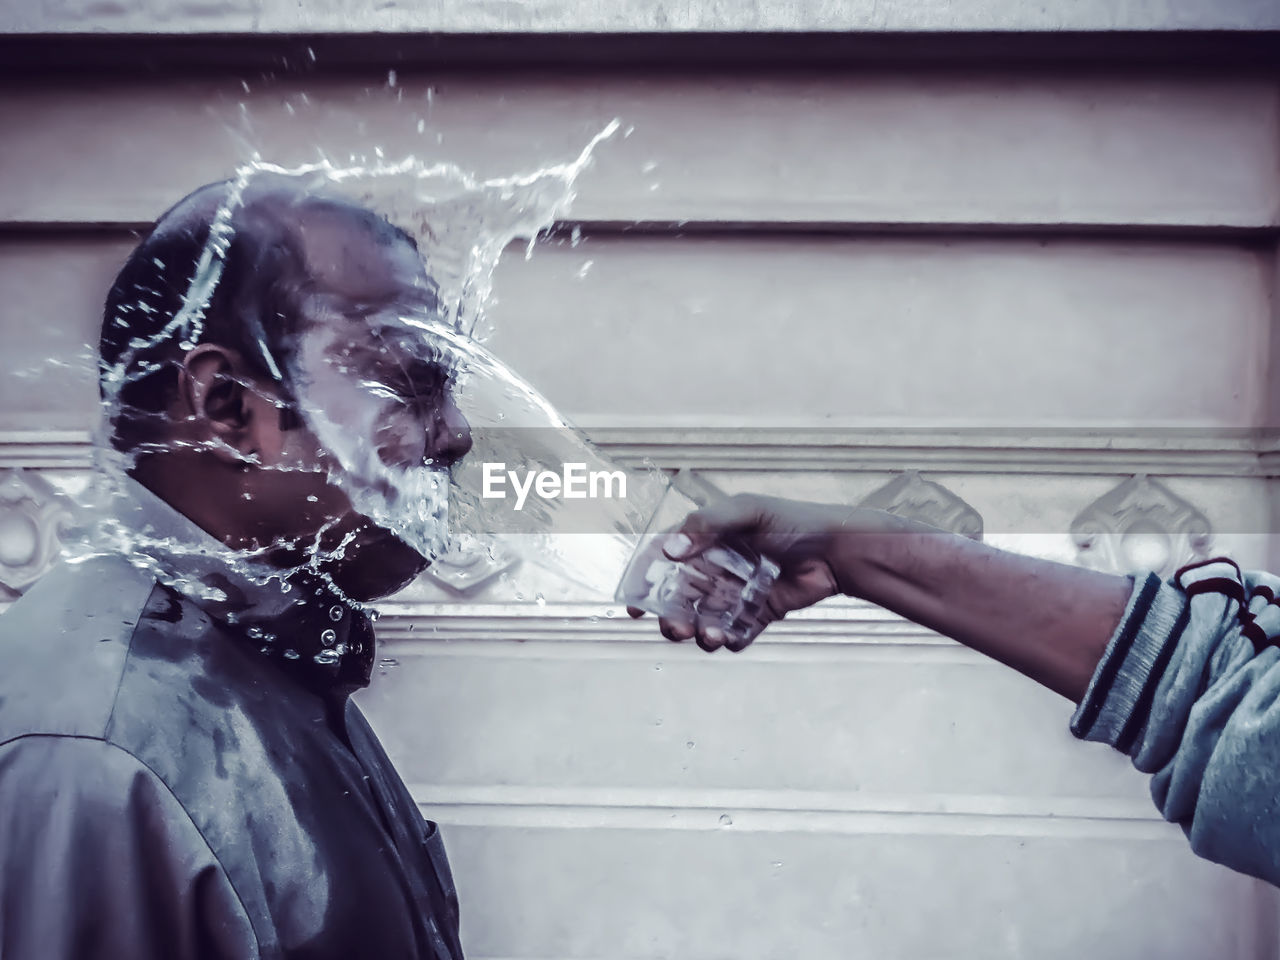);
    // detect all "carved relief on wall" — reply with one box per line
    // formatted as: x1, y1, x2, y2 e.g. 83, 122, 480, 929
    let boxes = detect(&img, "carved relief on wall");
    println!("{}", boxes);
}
1070, 474, 1211, 579
0, 468, 76, 598
422, 533, 520, 595
857, 471, 983, 540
